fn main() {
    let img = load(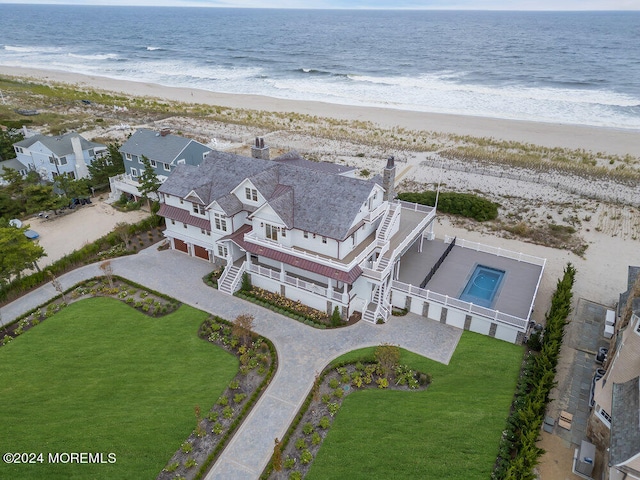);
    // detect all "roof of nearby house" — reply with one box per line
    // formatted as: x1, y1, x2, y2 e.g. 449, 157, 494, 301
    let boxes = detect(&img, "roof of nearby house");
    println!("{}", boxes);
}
619, 266, 640, 317
611, 376, 640, 467
14, 133, 103, 157
0, 158, 28, 172
272, 151, 356, 176
119, 128, 208, 164
159, 151, 377, 240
